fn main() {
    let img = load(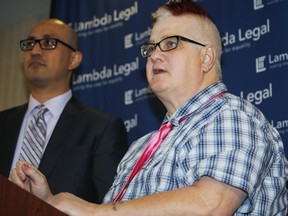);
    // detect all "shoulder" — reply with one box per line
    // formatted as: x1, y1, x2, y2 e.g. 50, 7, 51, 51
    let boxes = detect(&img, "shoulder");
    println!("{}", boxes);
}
215, 93, 267, 121
66, 97, 125, 124
0, 104, 27, 118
